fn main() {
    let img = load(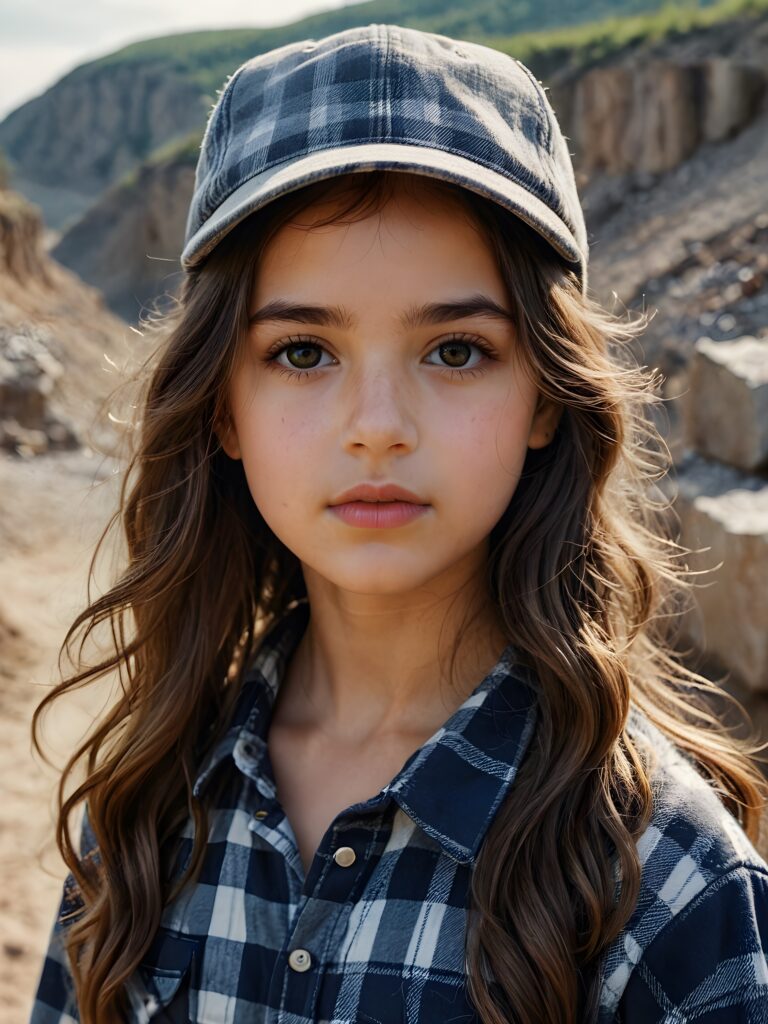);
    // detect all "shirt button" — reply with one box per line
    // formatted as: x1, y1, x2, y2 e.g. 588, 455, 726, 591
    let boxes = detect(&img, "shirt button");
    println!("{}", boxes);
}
254, 809, 268, 819
288, 948, 312, 972
333, 846, 356, 867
